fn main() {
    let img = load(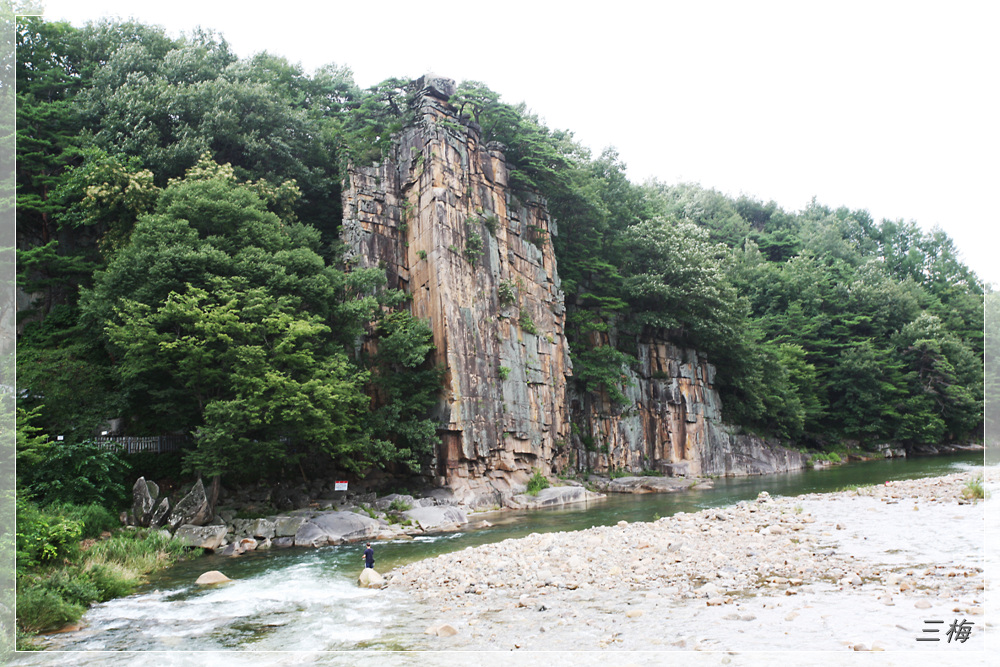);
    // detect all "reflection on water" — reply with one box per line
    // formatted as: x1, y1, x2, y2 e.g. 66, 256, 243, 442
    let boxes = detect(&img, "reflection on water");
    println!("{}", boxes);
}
38, 452, 983, 652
